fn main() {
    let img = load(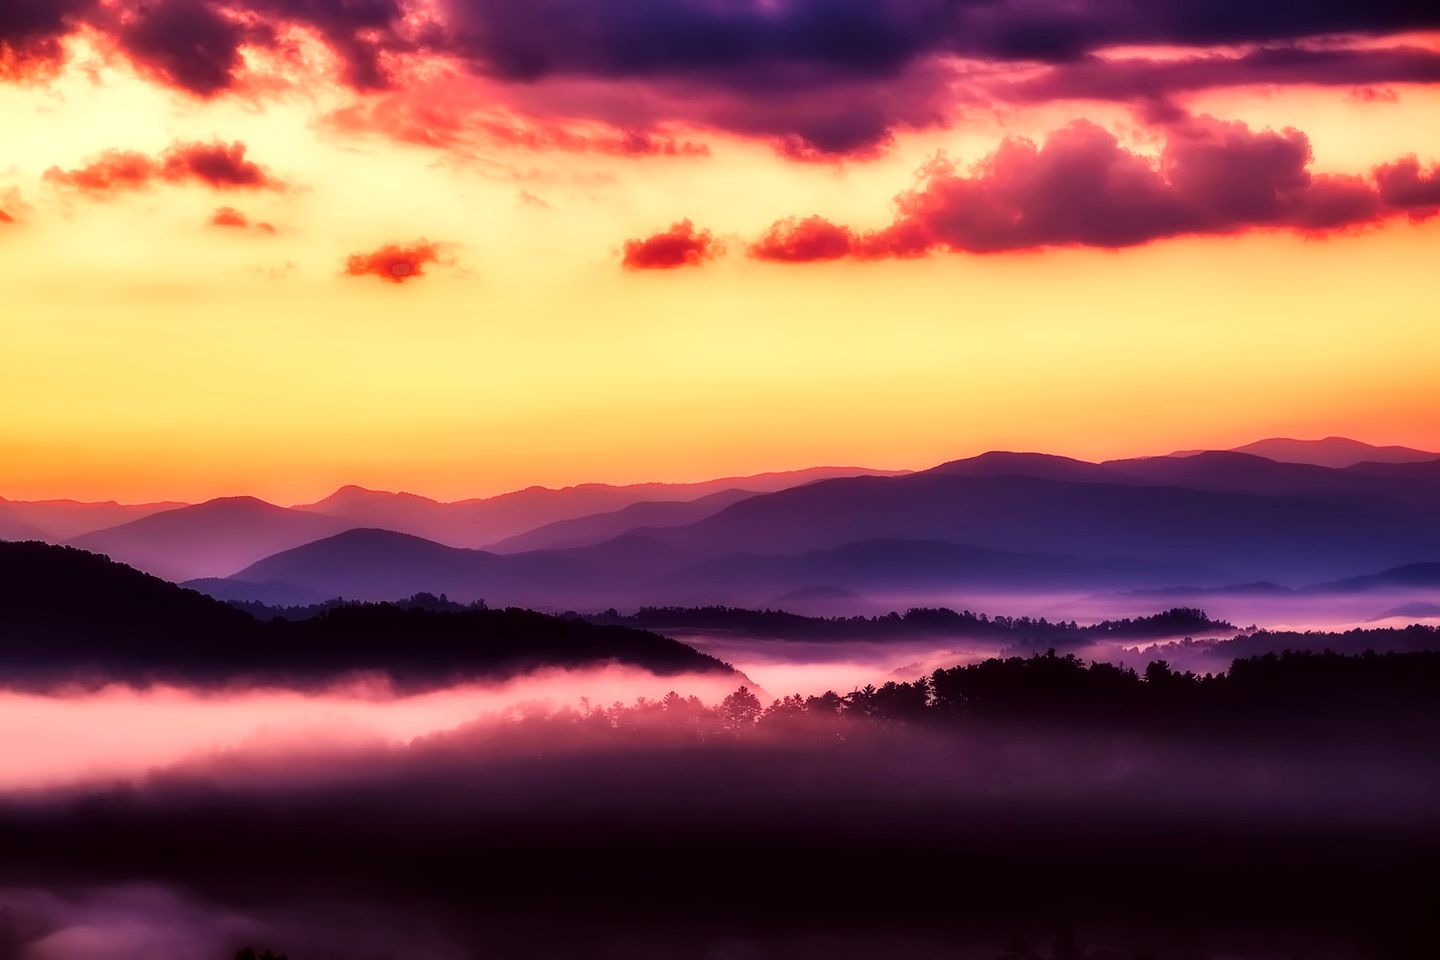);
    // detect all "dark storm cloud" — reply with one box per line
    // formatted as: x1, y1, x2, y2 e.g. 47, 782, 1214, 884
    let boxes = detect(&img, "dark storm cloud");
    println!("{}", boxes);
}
0, 0, 91, 77
117, 0, 252, 95
438, 0, 1440, 80
7, 1, 1439, 156
998, 45, 1440, 105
